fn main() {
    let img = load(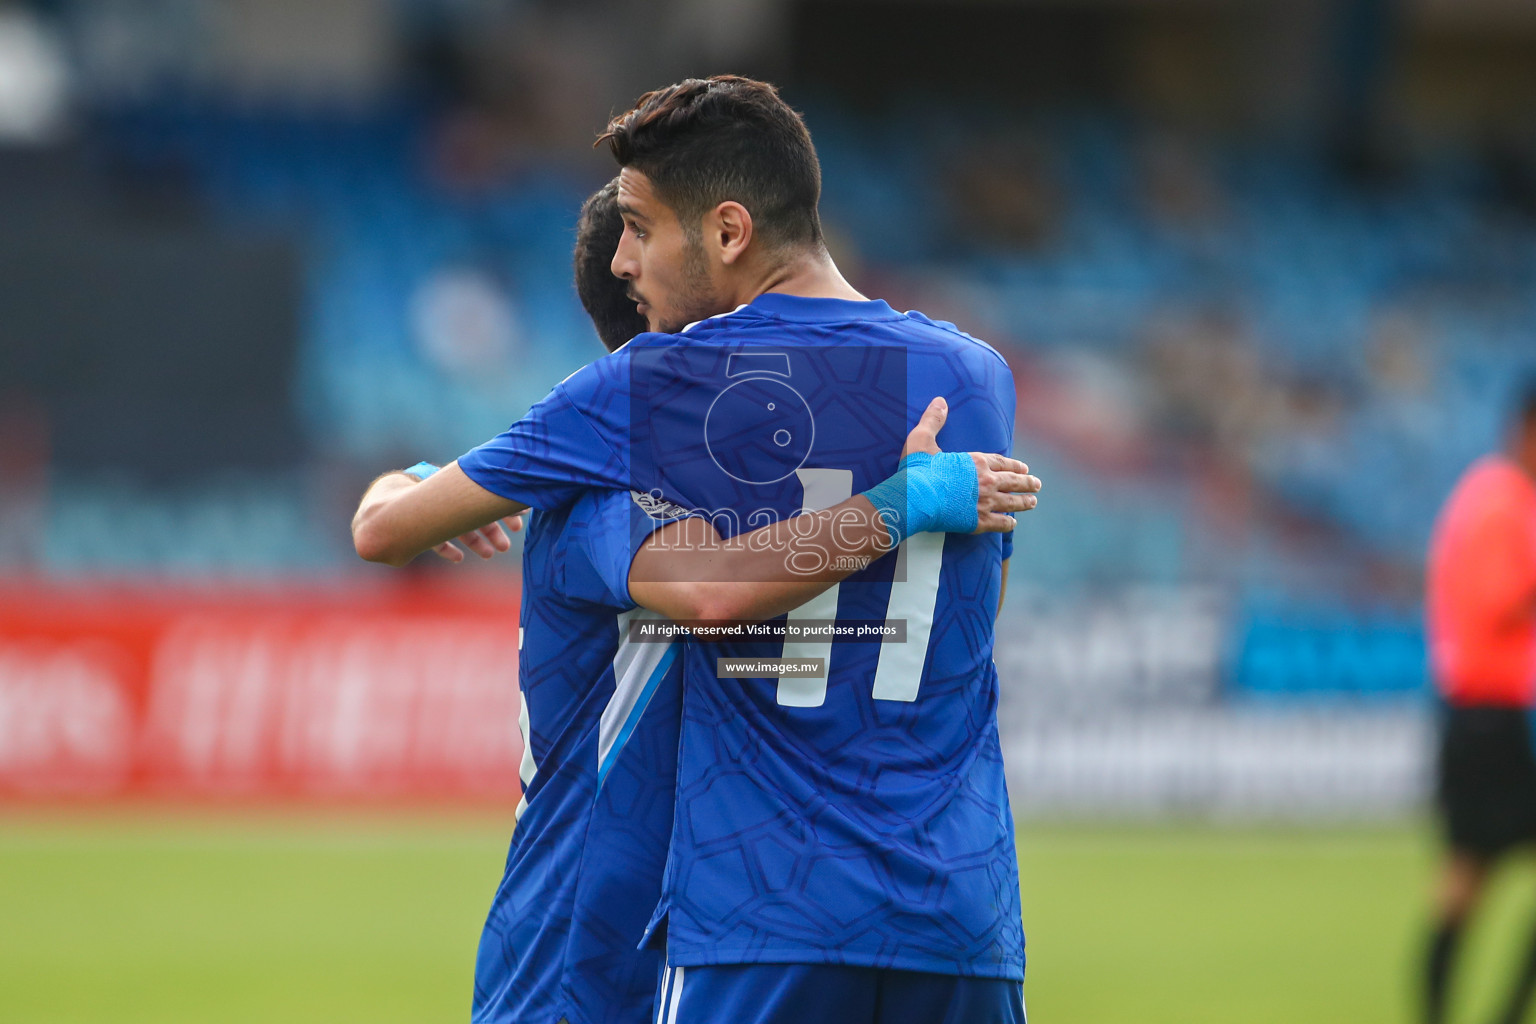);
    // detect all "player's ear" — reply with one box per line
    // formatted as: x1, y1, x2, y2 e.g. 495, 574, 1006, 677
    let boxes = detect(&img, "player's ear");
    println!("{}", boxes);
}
711, 201, 753, 265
